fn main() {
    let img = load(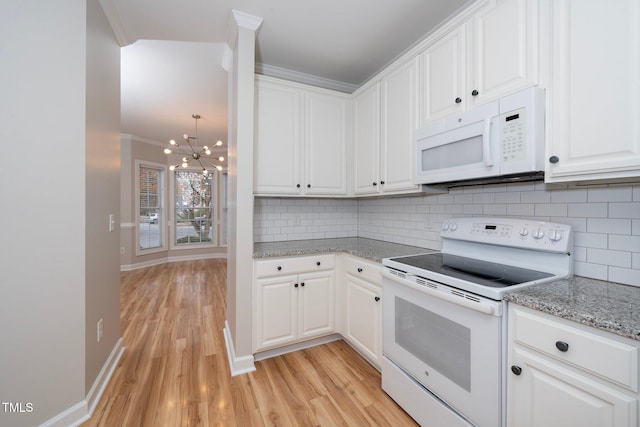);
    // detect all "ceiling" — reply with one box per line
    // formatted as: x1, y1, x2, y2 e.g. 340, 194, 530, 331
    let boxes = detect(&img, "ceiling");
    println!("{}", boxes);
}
114, 0, 473, 160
